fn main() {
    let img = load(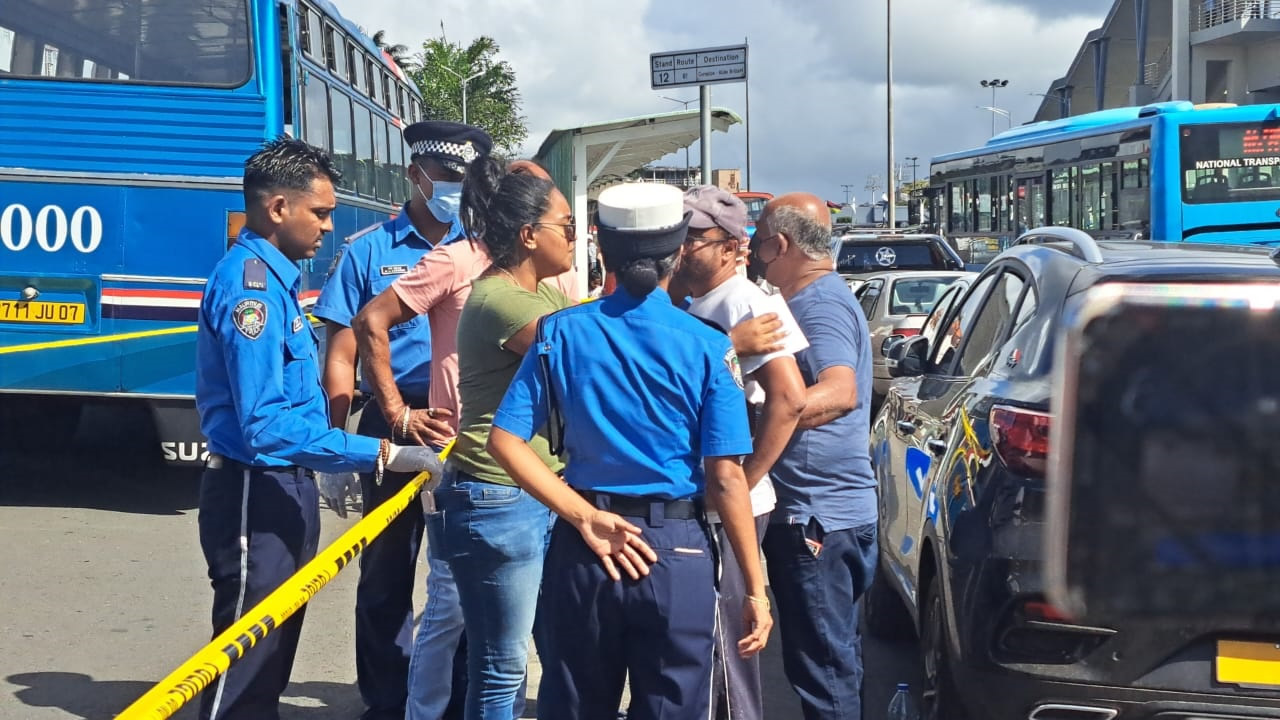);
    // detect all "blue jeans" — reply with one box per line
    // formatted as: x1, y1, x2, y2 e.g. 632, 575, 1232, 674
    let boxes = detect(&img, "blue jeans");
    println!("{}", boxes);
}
433, 469, 551, 720
762, 521, 878, 720
405, 525, 467, 720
